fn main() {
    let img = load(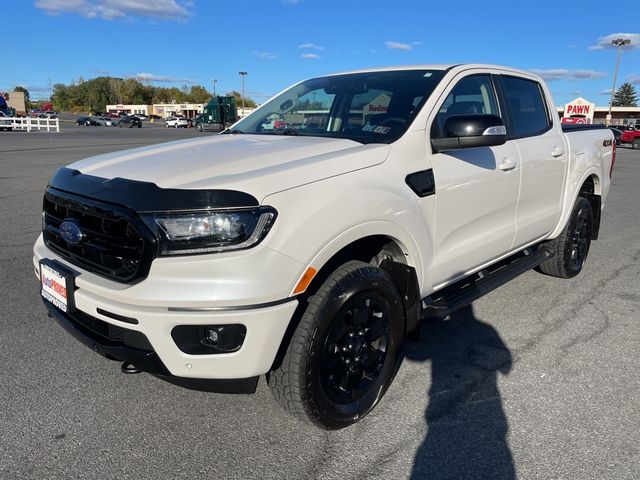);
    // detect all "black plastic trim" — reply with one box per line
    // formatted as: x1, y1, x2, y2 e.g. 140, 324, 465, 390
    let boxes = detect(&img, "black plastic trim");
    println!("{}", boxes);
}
561, 124, 608, 133
405, 170, 436, 197
49, 167, 259, 213
44, 300, 259, 394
